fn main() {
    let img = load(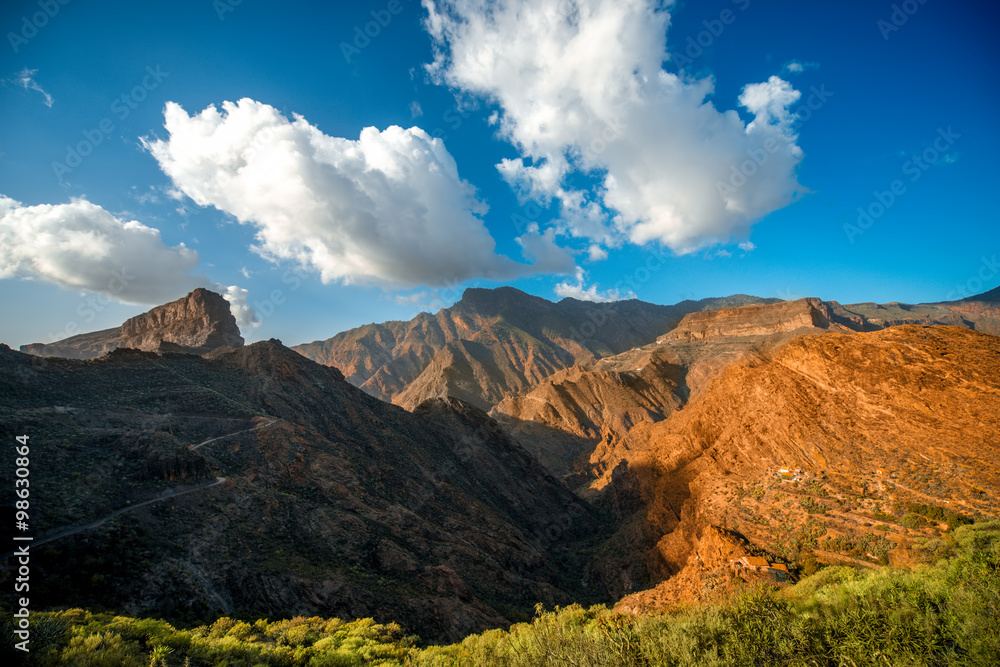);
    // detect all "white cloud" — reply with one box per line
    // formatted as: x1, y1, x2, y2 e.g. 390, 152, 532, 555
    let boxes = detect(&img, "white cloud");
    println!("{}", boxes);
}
738, 241, 756, 251
424, 0, 806, 253
0, 195, 201, 303
0, 195, 259, 328
391, 289, 457, 311
782, 60, 819, 75
218, 284, 261, 329
410, 100, 424, 117
393, 290, 435, 306
554, 267, 634, 302
145, 98, 569, 288
14, 68, 53, 107
738, 76, 801, 131
587, 244, 607, 261
515, 224, 576, 273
